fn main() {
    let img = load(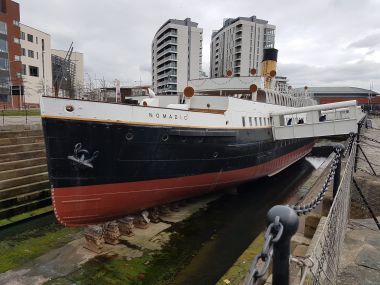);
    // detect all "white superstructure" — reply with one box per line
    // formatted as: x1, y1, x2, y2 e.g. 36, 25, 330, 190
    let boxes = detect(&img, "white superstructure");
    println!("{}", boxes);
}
152, 18, 203, 95
210, 16, 275, 78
